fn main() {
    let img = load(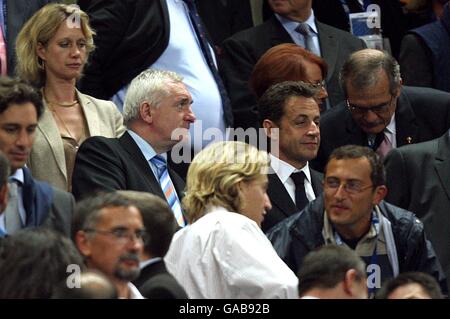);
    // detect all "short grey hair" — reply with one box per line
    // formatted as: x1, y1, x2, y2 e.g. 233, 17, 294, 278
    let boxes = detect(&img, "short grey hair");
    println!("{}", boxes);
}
122, 69, 184, 126
339, 49, 401, 96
